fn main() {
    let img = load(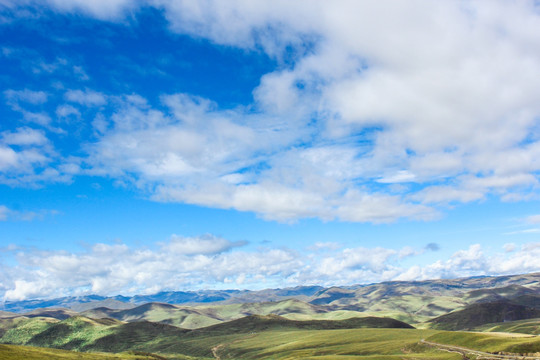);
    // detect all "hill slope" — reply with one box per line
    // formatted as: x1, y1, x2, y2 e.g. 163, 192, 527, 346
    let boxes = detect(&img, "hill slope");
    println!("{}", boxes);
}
429, 300, 540, 330
196, 314, 414, 334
